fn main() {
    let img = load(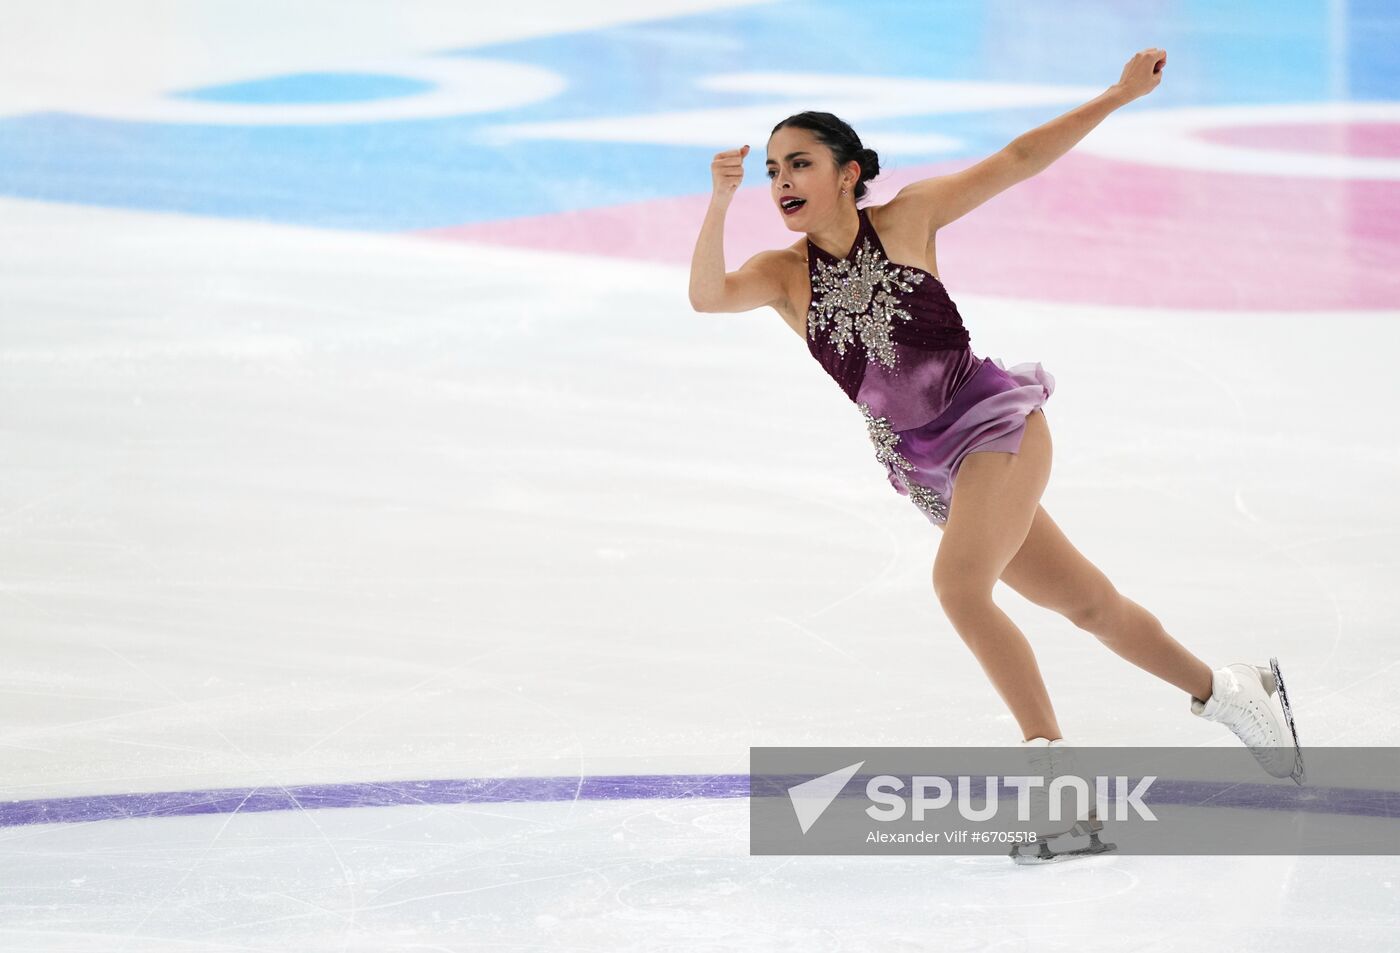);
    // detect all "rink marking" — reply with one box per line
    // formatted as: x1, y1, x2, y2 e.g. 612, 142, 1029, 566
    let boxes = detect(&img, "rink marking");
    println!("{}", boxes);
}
1, 774, 1397, 829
